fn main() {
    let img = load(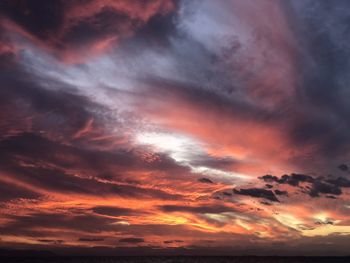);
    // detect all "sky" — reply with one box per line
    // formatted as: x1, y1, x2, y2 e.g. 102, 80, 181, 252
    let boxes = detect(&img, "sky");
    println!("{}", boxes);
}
1, 0, 350, 256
